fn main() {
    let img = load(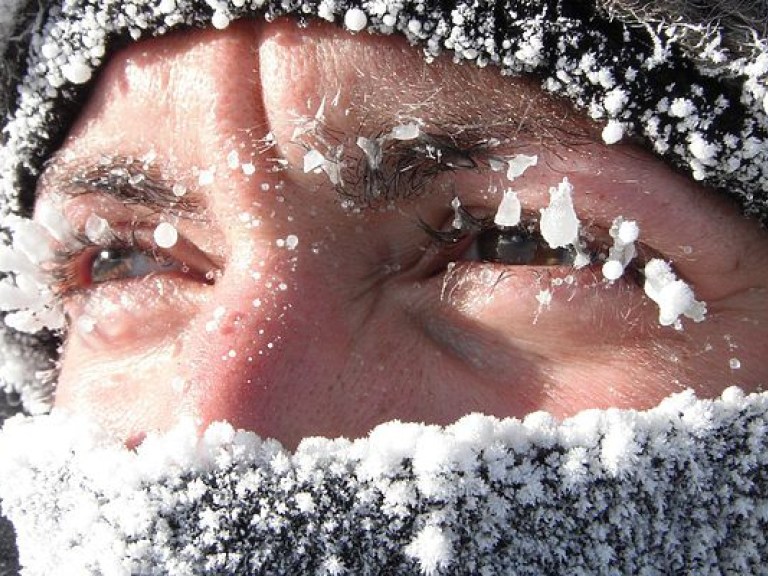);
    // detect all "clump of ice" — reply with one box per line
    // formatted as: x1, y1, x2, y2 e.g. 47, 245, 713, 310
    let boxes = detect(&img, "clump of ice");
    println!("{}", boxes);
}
35, 197, 75, 244
506, 154, 538, 181
211, 10, 230, 29
60, 58, 92, 84
303, 149, 341, 184
601, 217, 639, 281
601, 121, 624, 145
643, 258, 707, 327
389, 122, 420, 141
493, 189, 521, 227
356, 136, 382, 169
539, 178, 580, 249
198, 168, 215, 186
0, 216, 65, 334
226, 150, 240, 169
450, 197, 462, 229
344, 8, 367, 32
304, 149, 325, 173
153, 222, 178, 249
84, 214, 112, 244
285, 234, 299, 250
